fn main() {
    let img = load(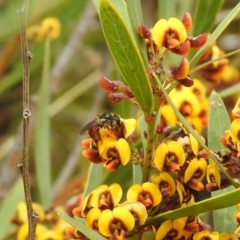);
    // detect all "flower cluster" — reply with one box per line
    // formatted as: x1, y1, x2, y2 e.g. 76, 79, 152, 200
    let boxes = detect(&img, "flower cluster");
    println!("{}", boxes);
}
139, 13, 207, 86
205, 97, 240, 191
198, 42, 229, 84
10, 202, 69, 240
27, 17, 61, 41
81, 113, 136, 171
161, 78, 208, 133
60, 10, 240, 240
